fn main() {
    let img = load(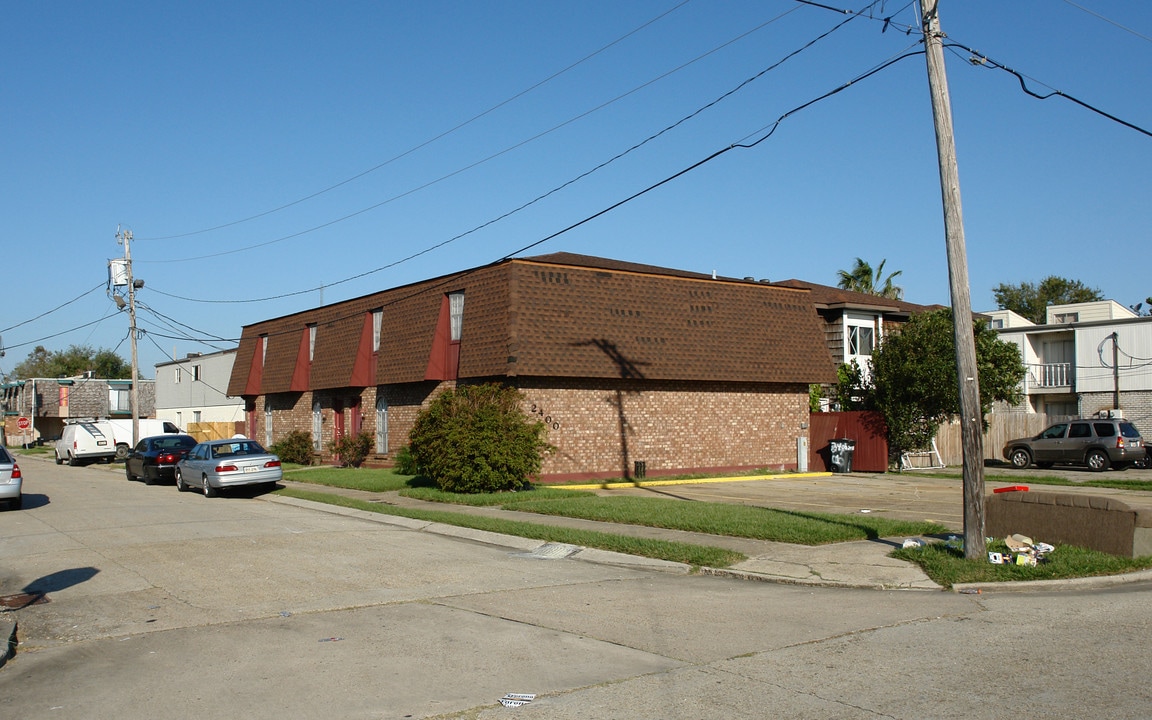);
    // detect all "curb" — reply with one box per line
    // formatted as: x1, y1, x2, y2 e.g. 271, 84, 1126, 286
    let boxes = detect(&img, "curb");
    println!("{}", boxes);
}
952, 567, 1152, 594
1, 618, 15, 670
